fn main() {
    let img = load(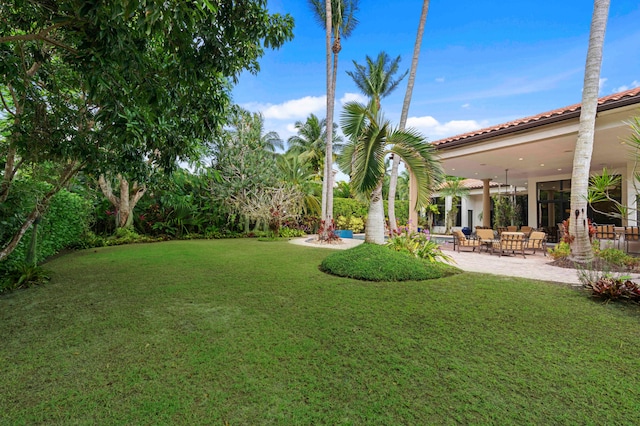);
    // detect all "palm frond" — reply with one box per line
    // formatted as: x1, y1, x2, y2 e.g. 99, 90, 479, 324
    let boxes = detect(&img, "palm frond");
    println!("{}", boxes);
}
387, 127, 444, 209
